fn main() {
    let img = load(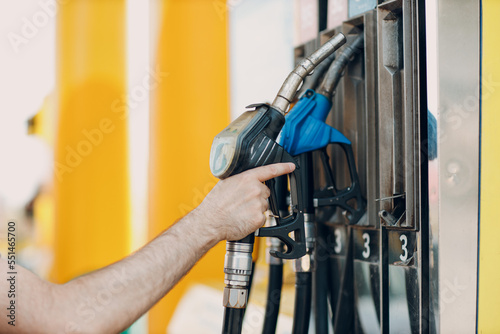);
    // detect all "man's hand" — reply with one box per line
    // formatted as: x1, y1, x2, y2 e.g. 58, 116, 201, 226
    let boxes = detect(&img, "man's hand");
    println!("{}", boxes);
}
195, 162, 295, 241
